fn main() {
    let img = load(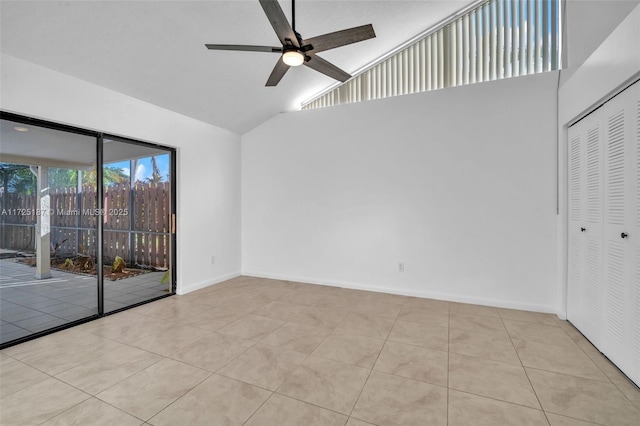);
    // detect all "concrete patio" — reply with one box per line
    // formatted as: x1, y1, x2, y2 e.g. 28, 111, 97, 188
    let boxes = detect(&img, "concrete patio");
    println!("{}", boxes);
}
0, 259, 168, 344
